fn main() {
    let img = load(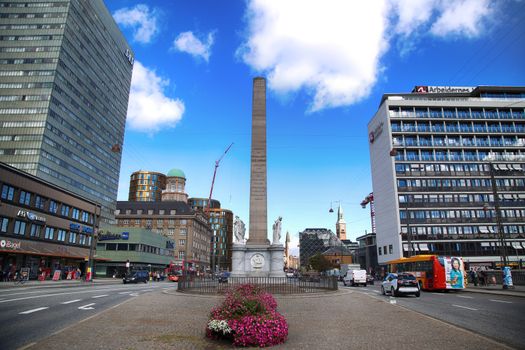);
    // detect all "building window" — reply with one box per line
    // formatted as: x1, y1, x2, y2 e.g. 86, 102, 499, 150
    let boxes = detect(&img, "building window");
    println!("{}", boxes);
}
35, 195, 45, 209
61, 204, 70, 217
1, 184, 15, 201
389, 245, 393, 254
81, 211, 89, 222
19, 190, 31, 205
71, 208, 80, 220
14, 220, 26, 235
44, 227, 55, 240
106, 243, 116, 250
49, 200, 58, 213
134, 219, 140, 225
159, 209, 165, 215
378, 247, 382, 255
57, 229, 66, 241
157, 219, 163, 227
179, 239, 186, 246
180, 228, 187, 236
148, 210, 153, 215
0, 217, 9, 232
180, 219, 187, 225
79, 234, 86, 245
69, 232, 77, 244
167, 229, 175, 236
178, 251, 185, 259
30, 224, 42, 237
170, 210, 176, 215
